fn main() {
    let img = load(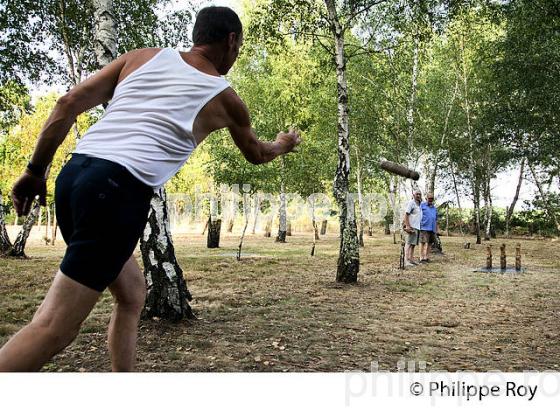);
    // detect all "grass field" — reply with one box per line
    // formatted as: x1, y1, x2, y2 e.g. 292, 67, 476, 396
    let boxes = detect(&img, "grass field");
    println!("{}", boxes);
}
1, 228, 559, 372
